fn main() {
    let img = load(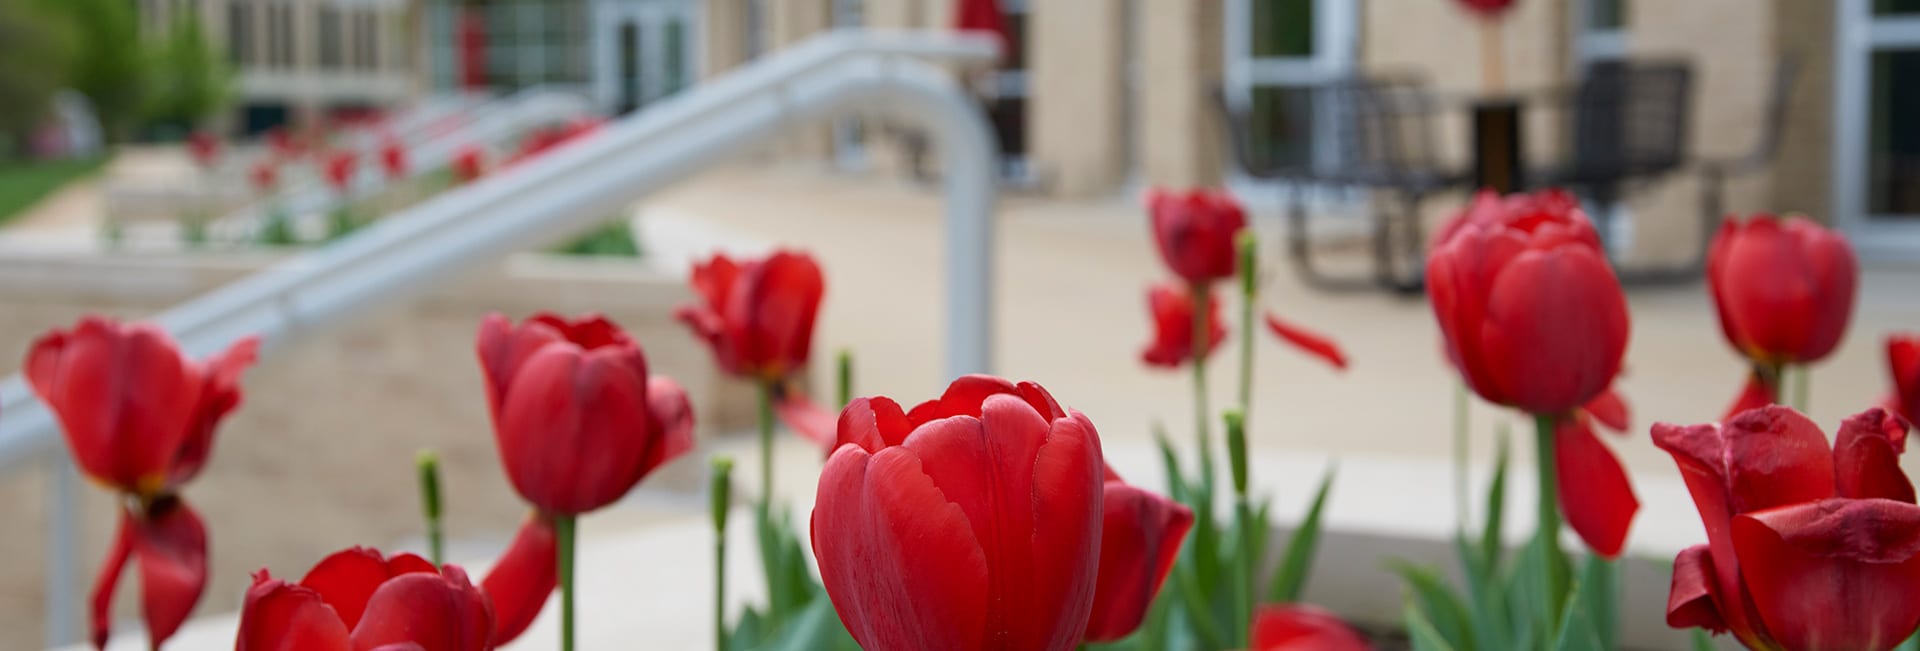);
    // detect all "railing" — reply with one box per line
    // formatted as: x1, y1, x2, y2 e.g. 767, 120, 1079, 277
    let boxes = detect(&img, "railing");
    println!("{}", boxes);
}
7, 29, 999, 646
